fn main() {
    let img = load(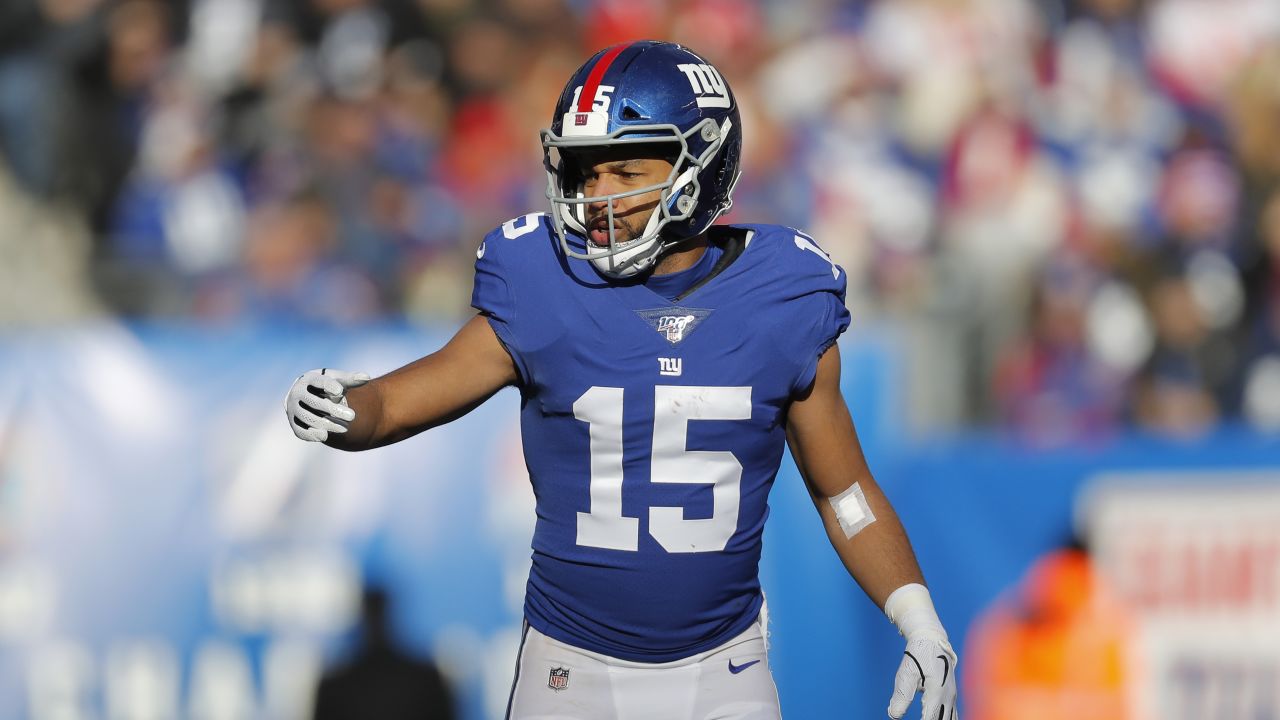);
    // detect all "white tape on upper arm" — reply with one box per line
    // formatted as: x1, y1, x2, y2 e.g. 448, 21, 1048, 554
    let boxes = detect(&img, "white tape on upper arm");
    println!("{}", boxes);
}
828, 482, 876, 539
